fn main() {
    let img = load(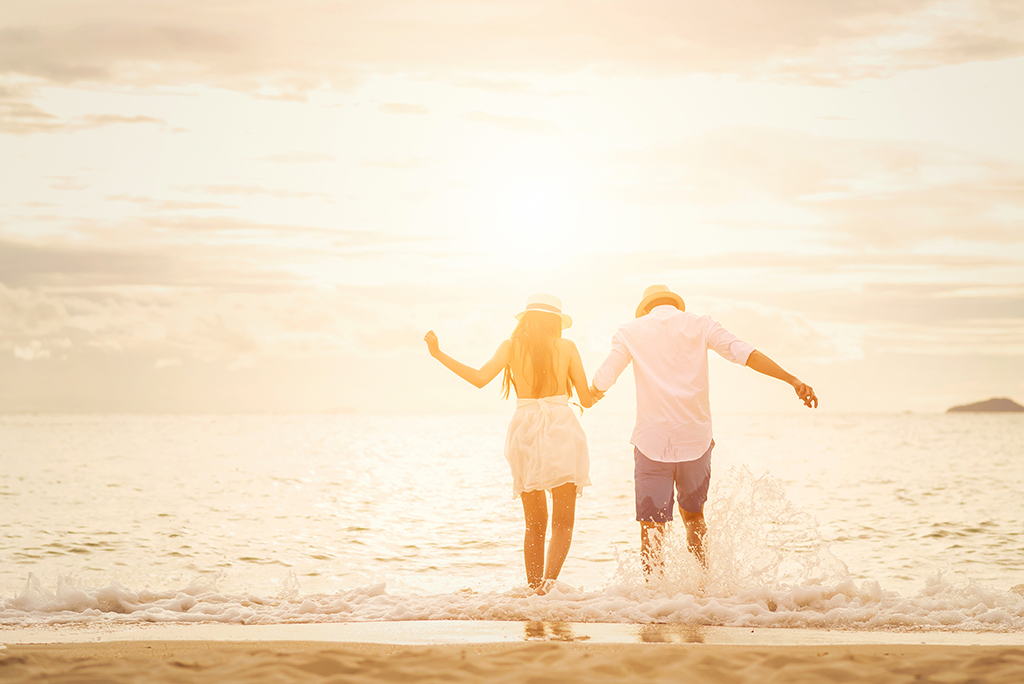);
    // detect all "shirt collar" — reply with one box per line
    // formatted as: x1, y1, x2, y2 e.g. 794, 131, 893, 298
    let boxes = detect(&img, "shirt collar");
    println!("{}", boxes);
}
648, 304, 679, 318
